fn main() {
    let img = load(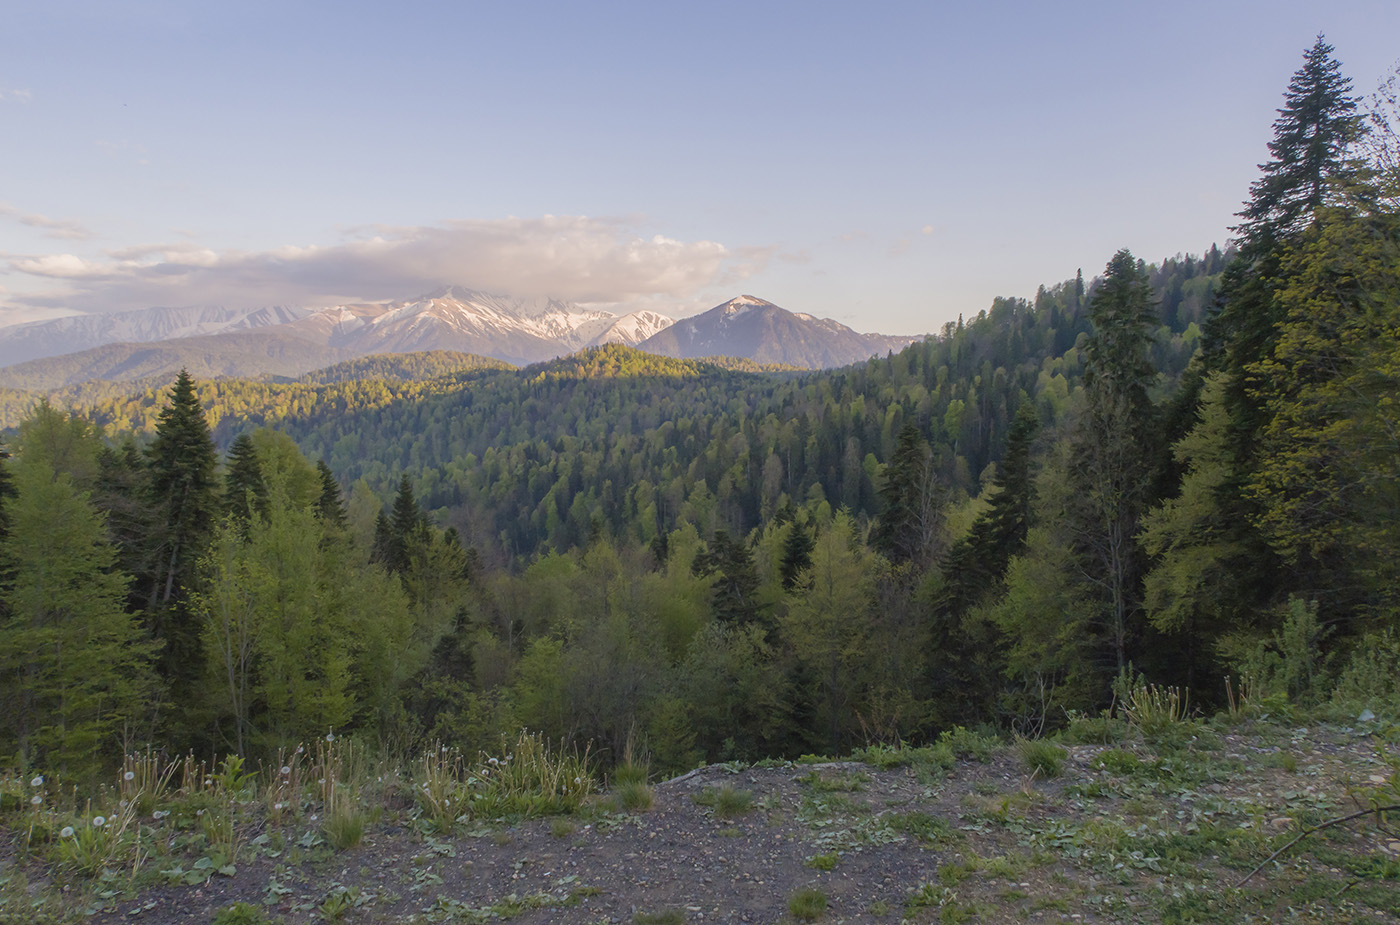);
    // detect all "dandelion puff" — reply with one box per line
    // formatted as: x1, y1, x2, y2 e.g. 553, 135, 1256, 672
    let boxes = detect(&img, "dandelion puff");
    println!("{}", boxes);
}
326, 730, 335, 743
30, 795, 42, 806
30, 775, 43, 787
92, 816, 106, 827
124, 771, 135, 781
281, 766, 291, 776
60, 826, 74, 838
